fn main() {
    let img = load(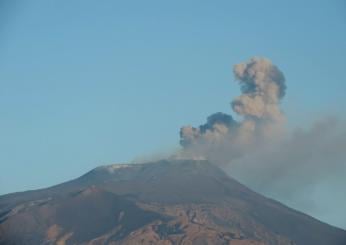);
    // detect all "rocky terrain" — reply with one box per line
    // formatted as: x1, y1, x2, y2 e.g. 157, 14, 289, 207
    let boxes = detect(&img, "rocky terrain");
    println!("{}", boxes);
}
0, 160, 345, 245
